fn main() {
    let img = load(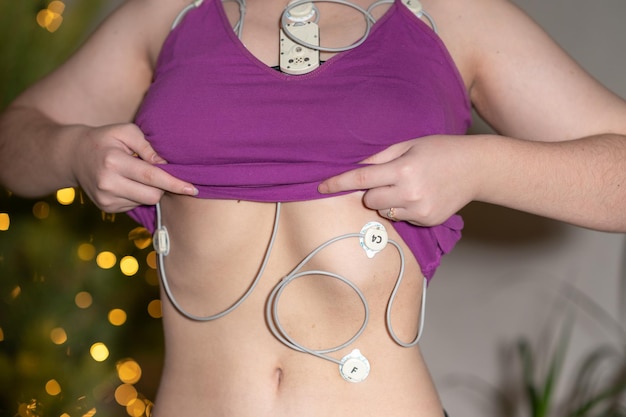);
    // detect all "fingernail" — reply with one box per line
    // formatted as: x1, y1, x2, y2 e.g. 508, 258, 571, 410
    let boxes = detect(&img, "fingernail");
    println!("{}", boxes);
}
317, 183, 328, 194
152, 154, 167, 164
184, 186, 199, 196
